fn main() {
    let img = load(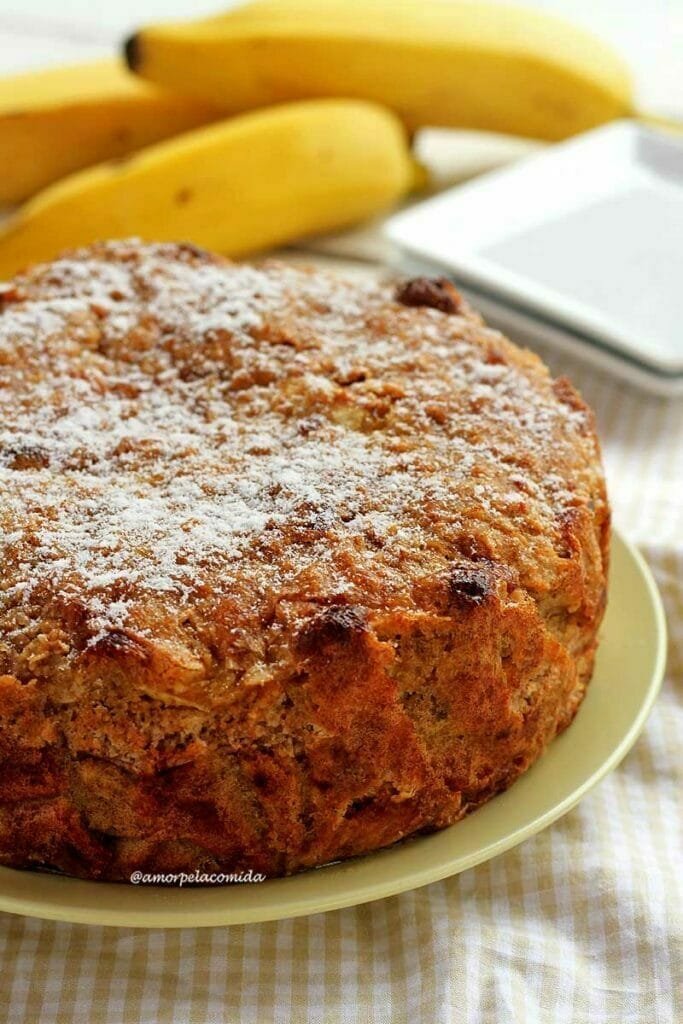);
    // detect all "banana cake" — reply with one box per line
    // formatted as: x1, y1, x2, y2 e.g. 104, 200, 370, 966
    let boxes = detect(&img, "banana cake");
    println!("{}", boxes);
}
0, 240, 609, 880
